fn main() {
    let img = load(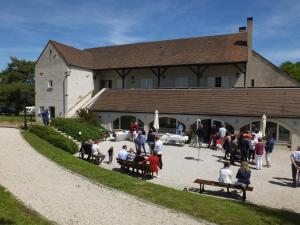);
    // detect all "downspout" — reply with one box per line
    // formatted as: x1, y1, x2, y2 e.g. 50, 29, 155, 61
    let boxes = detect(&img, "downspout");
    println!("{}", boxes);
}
63, 69, 71, 118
